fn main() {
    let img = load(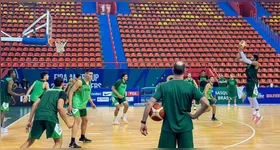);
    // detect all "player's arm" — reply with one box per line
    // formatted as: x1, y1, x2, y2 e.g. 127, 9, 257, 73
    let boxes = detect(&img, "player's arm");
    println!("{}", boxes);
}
193, 80, 198, 88
57, 91, 72, 128
190, 87, 210, 119
28, 99, 41, 124
203, 84, 210, 97
25, 81, 36, 97
7, 80, 23, 97
68, 80, 82, 110
238, 42, 259, 67
111, 80, 122, 98
43, 82, 50, 90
